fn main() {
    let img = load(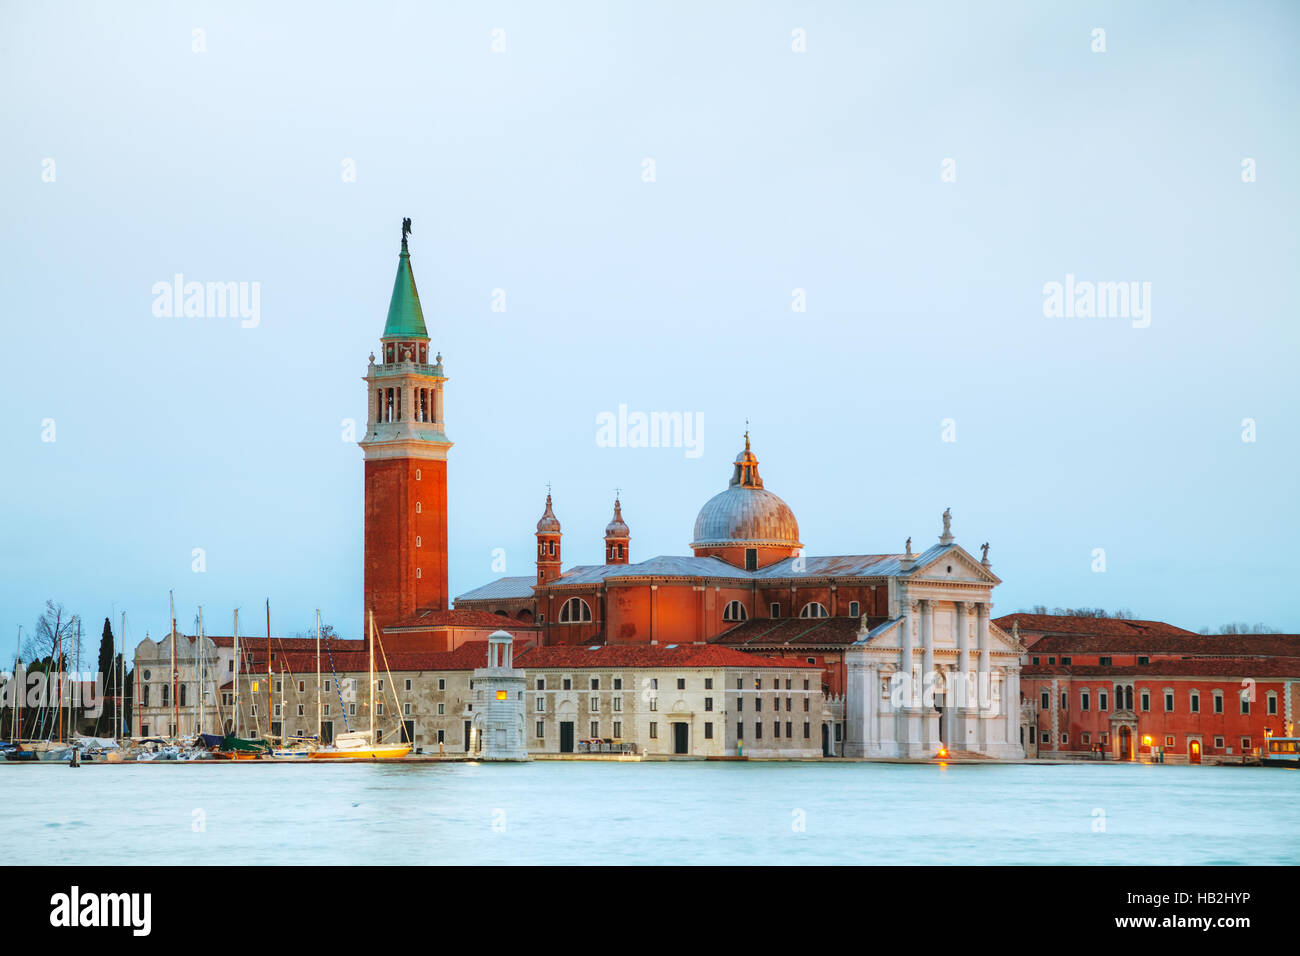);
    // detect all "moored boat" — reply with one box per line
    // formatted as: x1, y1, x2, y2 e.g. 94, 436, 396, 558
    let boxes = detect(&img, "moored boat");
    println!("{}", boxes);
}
1262, 736, 1300, 767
